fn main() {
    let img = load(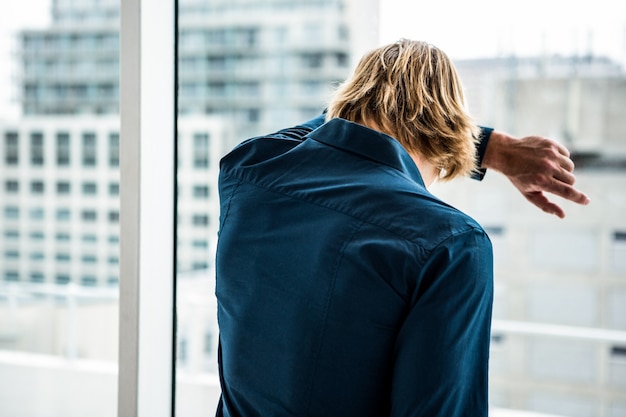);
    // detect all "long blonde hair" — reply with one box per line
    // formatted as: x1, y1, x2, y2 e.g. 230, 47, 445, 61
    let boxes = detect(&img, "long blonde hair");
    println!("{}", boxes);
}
326, 39, 480, 180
